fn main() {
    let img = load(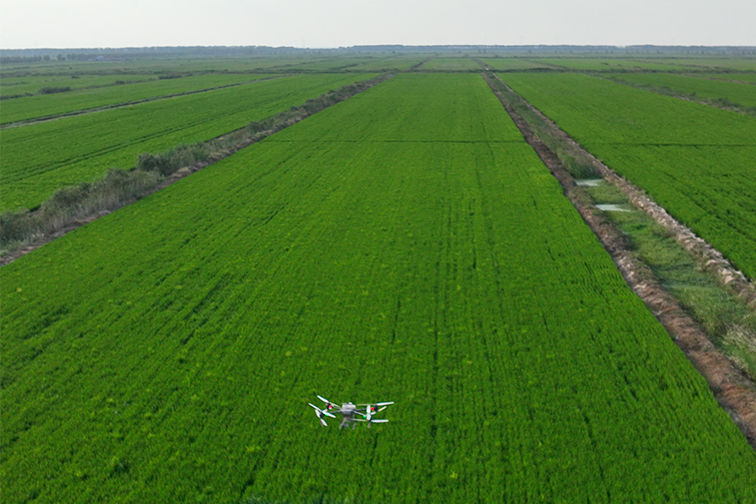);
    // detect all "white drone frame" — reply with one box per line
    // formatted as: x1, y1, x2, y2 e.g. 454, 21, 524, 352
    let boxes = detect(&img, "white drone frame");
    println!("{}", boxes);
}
308, 395, 394, 429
